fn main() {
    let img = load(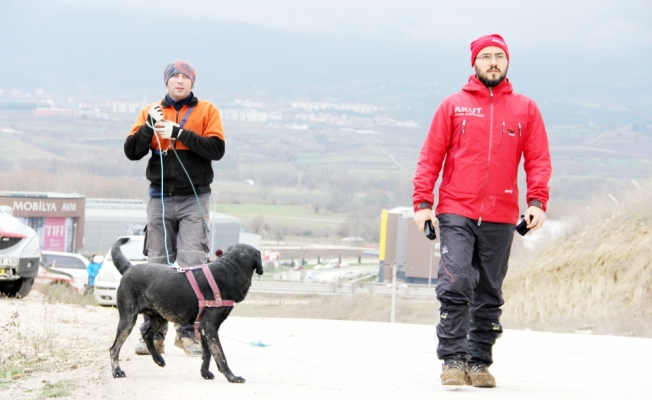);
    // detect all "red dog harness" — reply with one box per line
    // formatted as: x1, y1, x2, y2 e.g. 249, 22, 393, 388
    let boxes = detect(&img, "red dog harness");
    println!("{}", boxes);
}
183, 264, 234, 341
